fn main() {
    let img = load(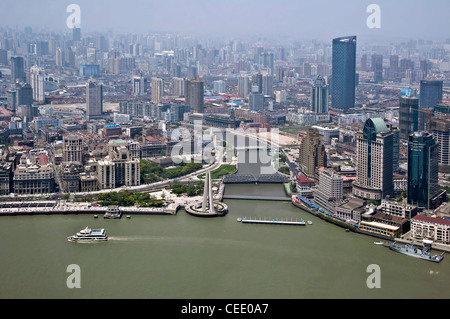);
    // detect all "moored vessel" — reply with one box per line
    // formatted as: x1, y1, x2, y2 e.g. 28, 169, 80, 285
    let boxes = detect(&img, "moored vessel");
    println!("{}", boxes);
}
383, 242, 444, 263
